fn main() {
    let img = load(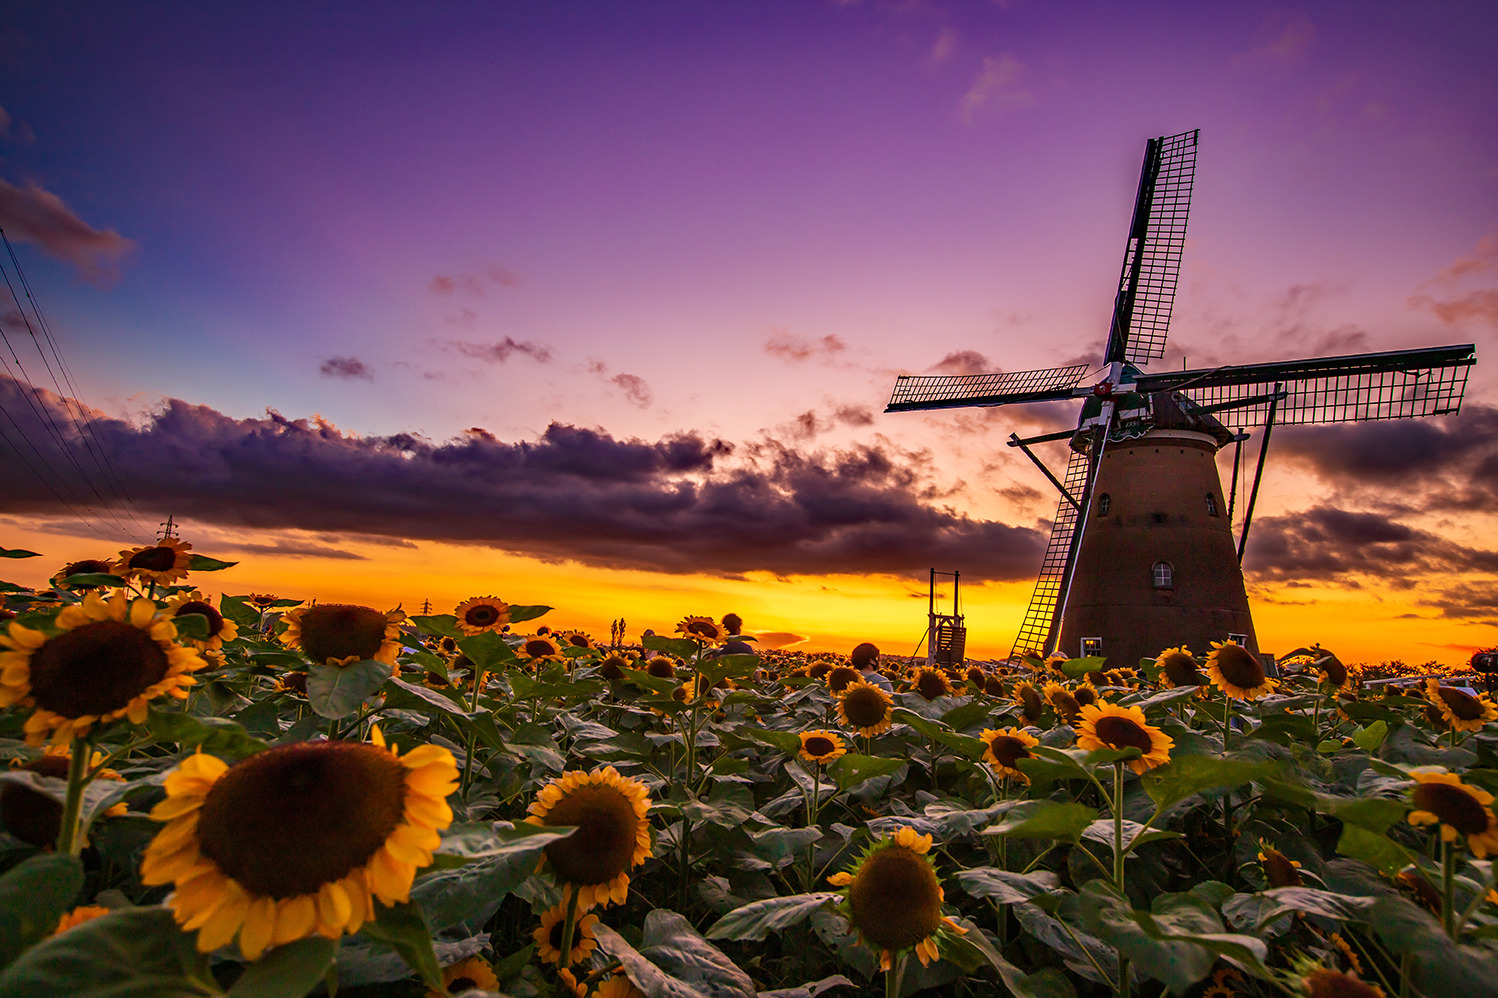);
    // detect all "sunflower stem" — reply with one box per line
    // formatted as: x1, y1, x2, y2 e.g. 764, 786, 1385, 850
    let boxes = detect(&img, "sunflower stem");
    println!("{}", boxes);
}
558, 882, 580, 971
1441, 837, 1457, 939
885, 951, 902, 998
1112, 761, 1126, 893
56, 733, 92, 856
